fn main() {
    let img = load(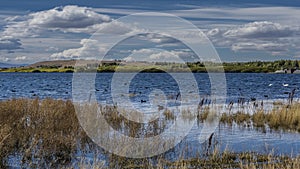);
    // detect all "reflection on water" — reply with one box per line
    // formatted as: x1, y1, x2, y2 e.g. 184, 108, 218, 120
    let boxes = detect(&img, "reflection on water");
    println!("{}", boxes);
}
1, 73, 300, 102
1, 72, 300, 161
187, 124, 300, 157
